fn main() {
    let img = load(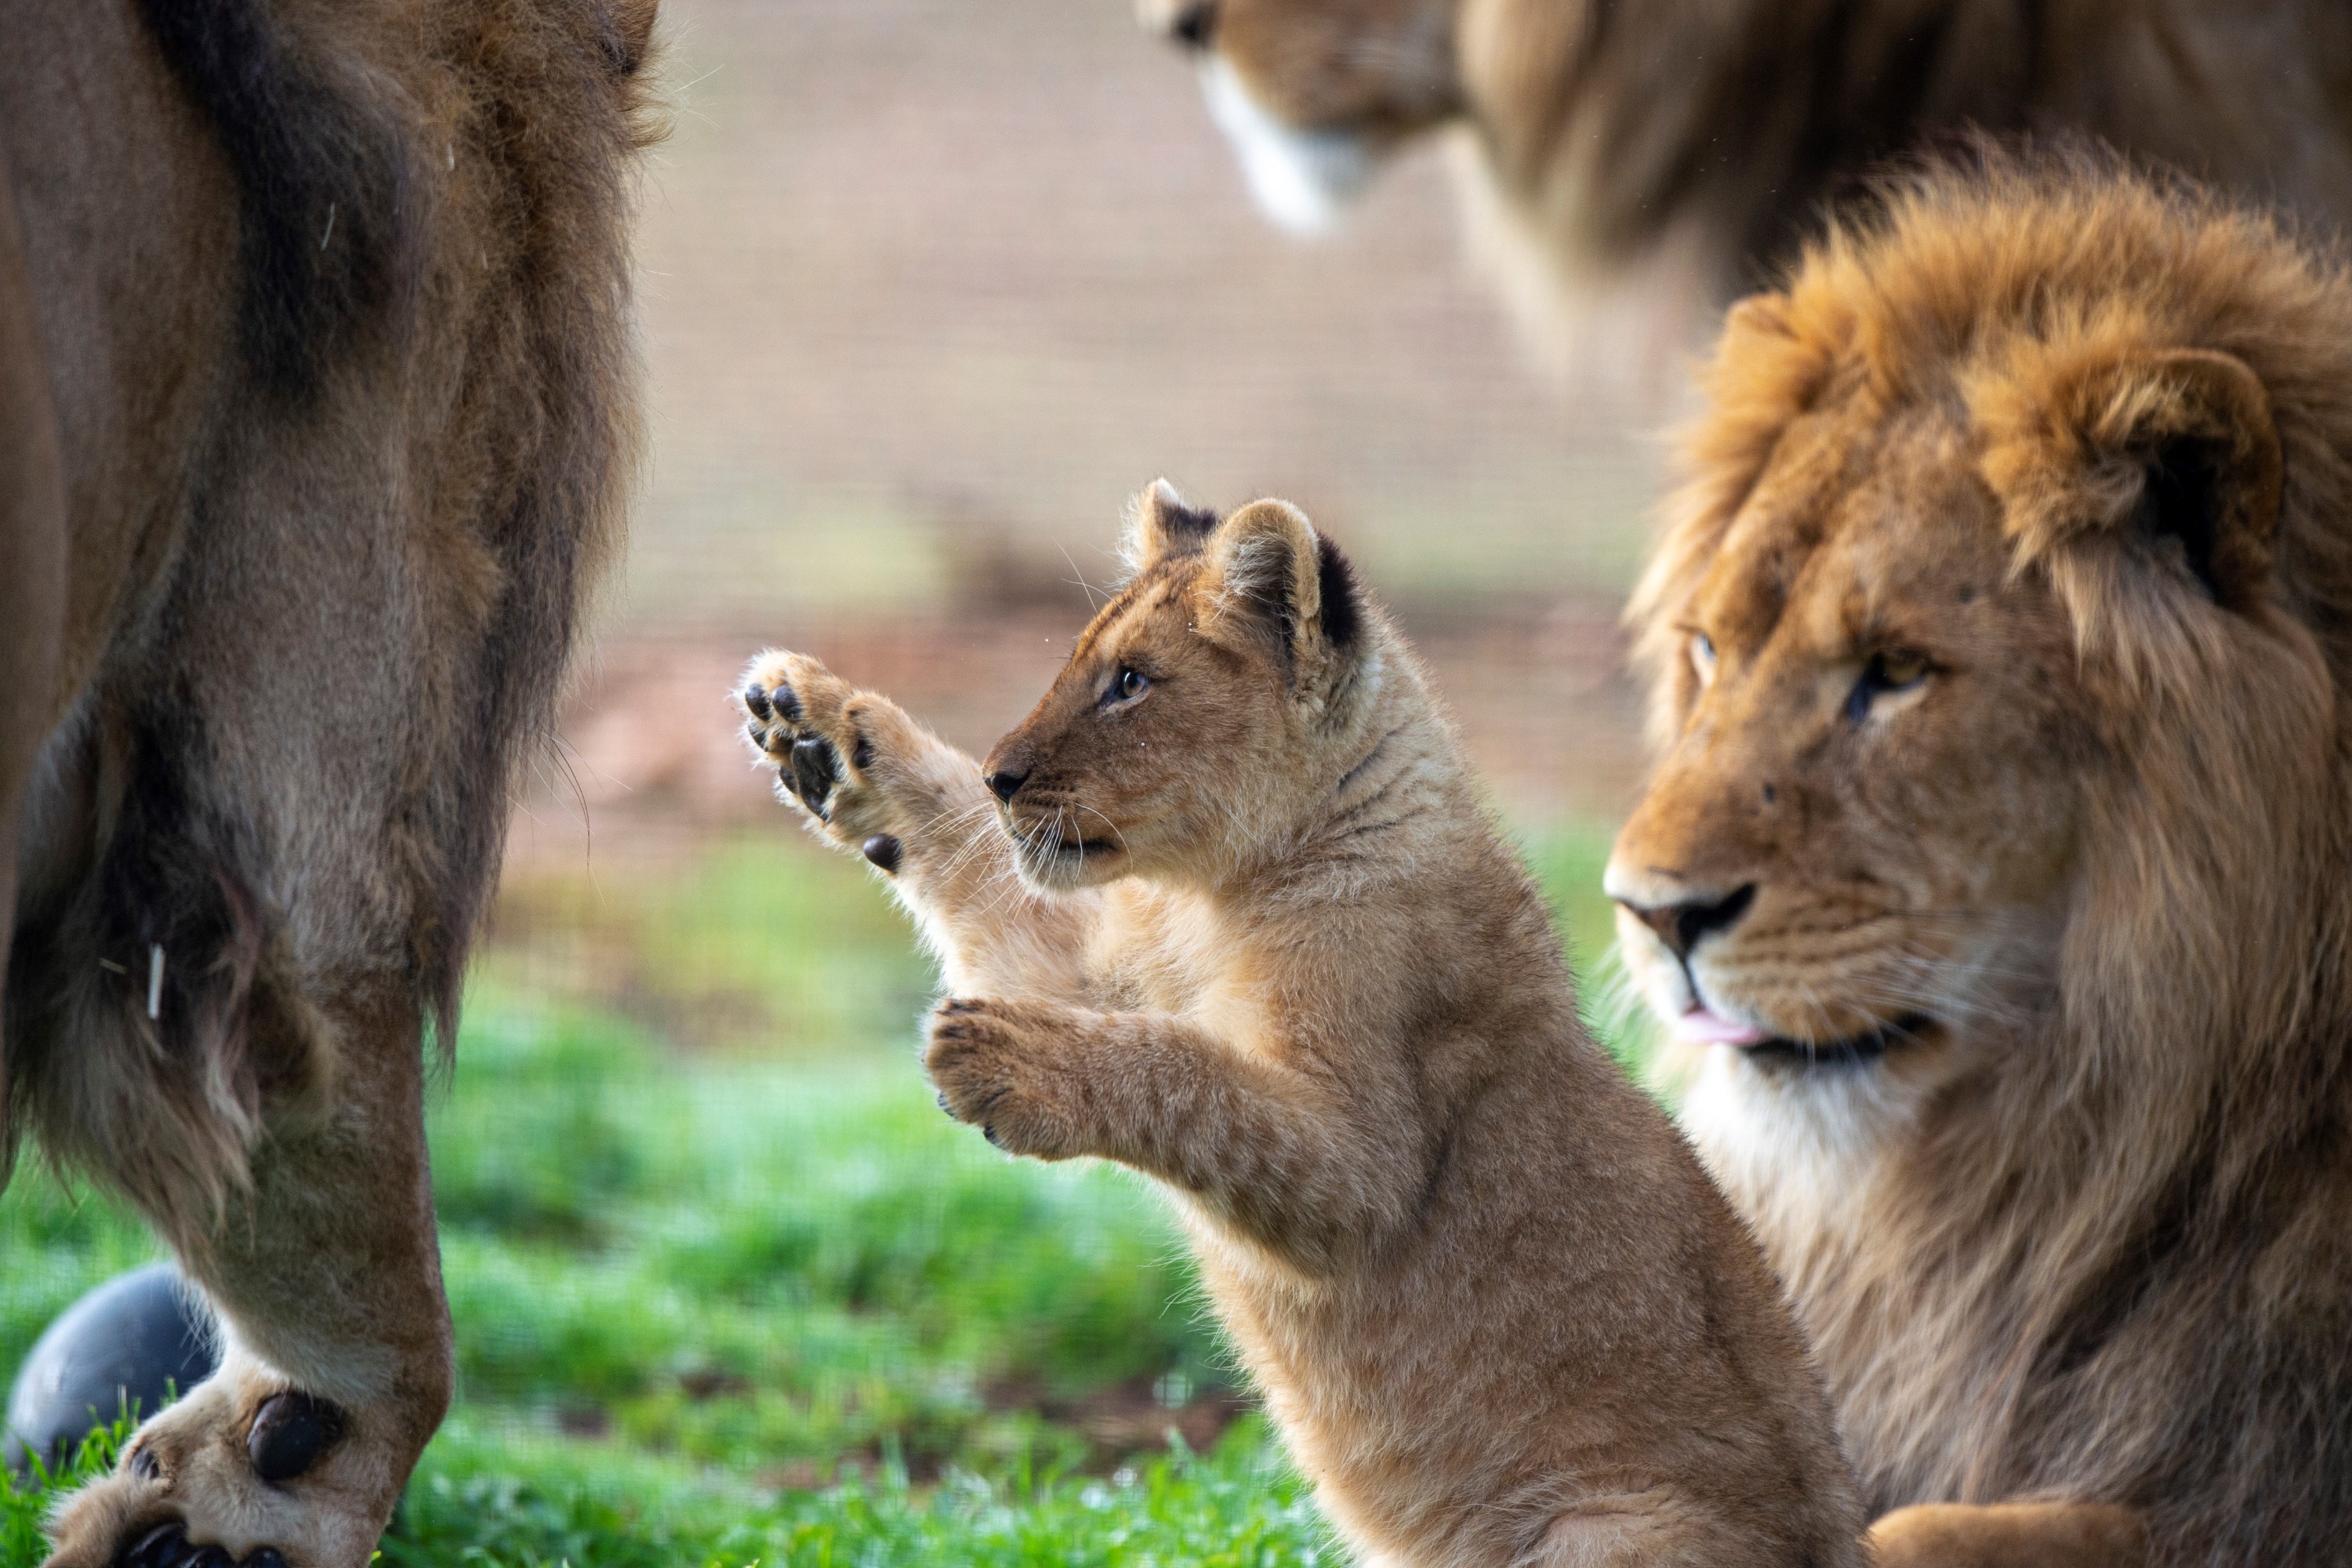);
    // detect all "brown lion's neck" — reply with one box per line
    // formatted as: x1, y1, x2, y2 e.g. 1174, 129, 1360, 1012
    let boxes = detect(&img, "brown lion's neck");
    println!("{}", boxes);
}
1692, 886, 2352, 1534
